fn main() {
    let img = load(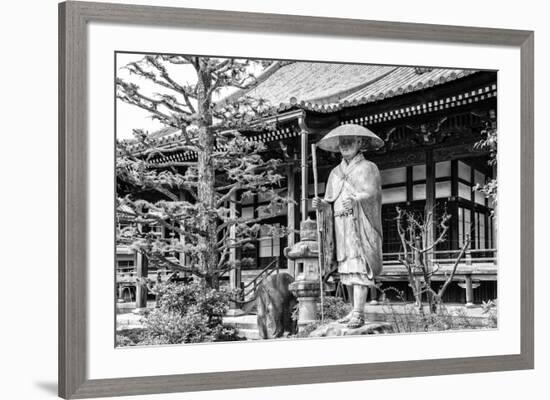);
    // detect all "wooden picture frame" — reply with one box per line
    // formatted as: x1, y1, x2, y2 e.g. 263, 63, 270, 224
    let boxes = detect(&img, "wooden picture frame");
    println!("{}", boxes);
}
59, 1, 534, 398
